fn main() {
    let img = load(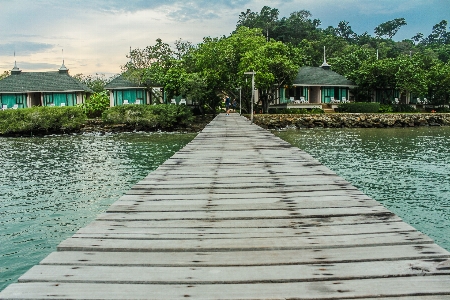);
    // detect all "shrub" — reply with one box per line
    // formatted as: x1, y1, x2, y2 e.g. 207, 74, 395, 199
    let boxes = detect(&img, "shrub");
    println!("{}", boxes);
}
378, 104, 393, 113
268, 108, 324, 114
433, 106, 450, 113
79, 91, 110, 118
0, 106, 87, 135
392, 104, 419, 113
102, 104, 193, 129
337, 102, 380, 113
